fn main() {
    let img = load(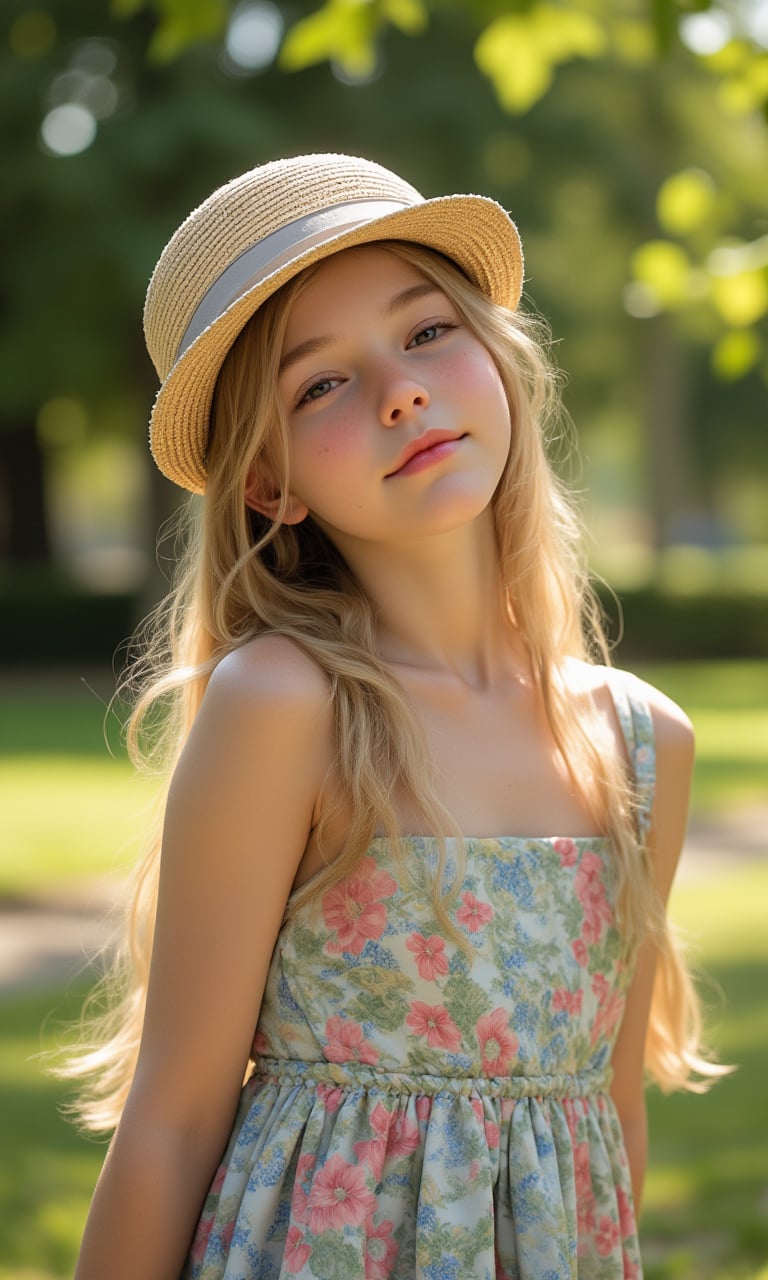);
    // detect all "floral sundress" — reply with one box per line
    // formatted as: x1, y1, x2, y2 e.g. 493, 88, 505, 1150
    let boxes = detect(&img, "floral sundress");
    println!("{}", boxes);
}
185, 677, 655, 1279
